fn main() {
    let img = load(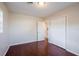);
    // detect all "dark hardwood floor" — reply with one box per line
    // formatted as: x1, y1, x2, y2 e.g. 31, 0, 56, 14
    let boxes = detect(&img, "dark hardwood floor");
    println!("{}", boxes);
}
6, 40, 76, 56
48, 43, 76, 56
